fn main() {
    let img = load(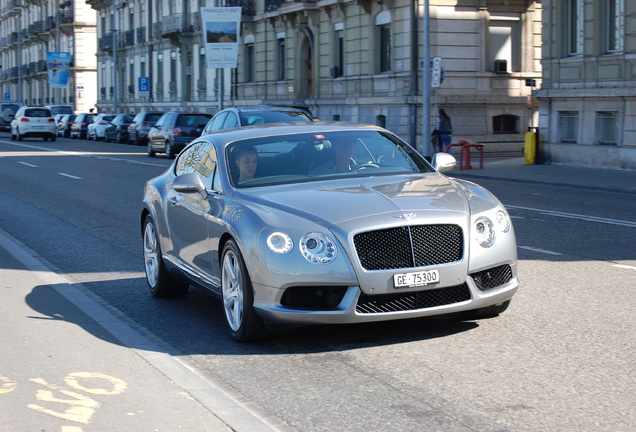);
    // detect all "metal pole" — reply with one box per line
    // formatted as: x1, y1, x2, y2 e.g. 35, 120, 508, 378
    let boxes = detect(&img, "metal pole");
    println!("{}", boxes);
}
17, 11, 23, 103
112, 1, 118, 113
422, 0, 431, 157
55, 0, 61, 105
